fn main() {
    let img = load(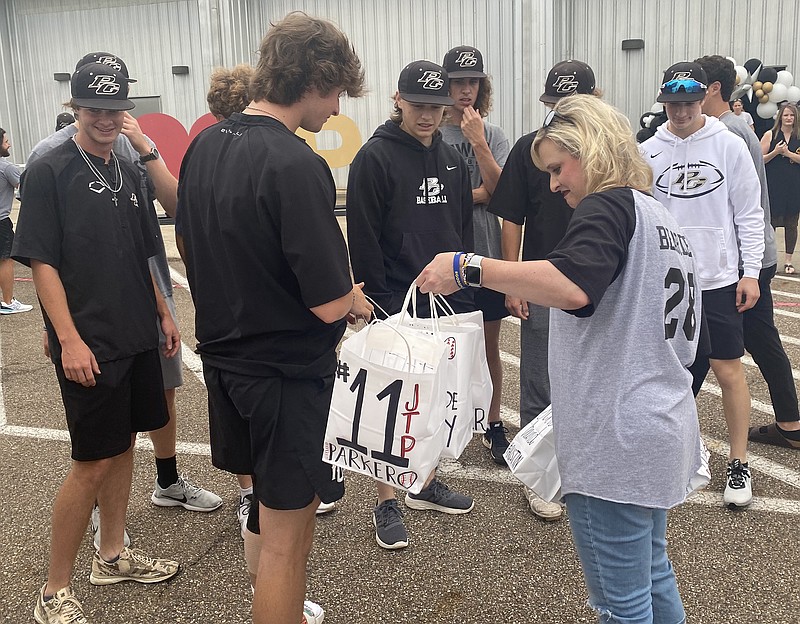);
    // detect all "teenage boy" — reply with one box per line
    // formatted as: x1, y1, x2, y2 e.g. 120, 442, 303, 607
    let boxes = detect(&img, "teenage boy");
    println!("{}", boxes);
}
15, 62, 180, 624
641, 61, 765, 508
176, 12, 370, 624
440, 45, 511, 465
487, 59, 599, 521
